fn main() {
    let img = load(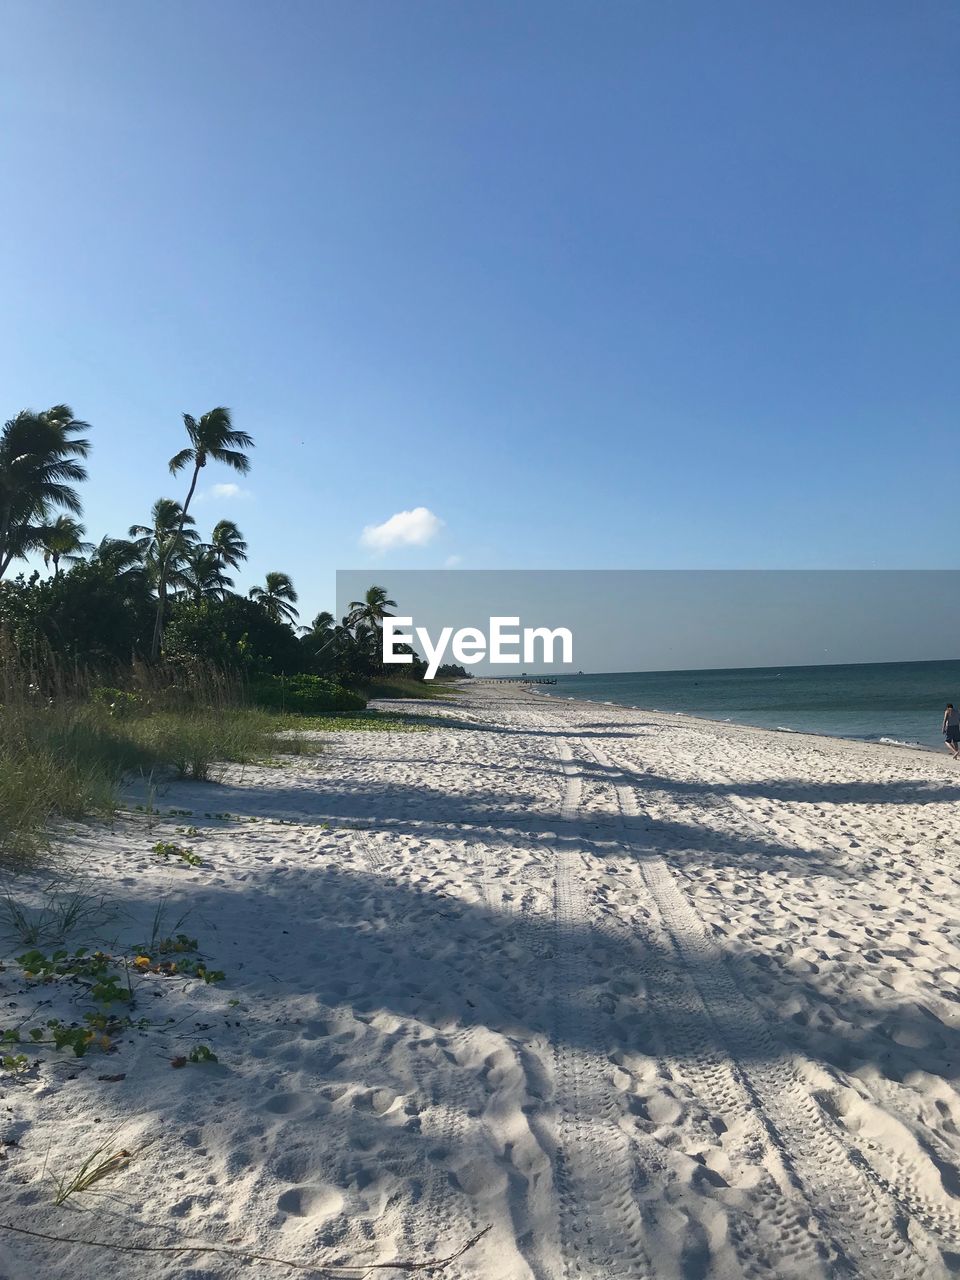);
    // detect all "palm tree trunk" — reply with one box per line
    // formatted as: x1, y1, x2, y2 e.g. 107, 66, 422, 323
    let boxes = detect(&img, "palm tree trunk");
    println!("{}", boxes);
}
0, 505, 13, 580
214, 549, 228, 602
150, 462, 201, 659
